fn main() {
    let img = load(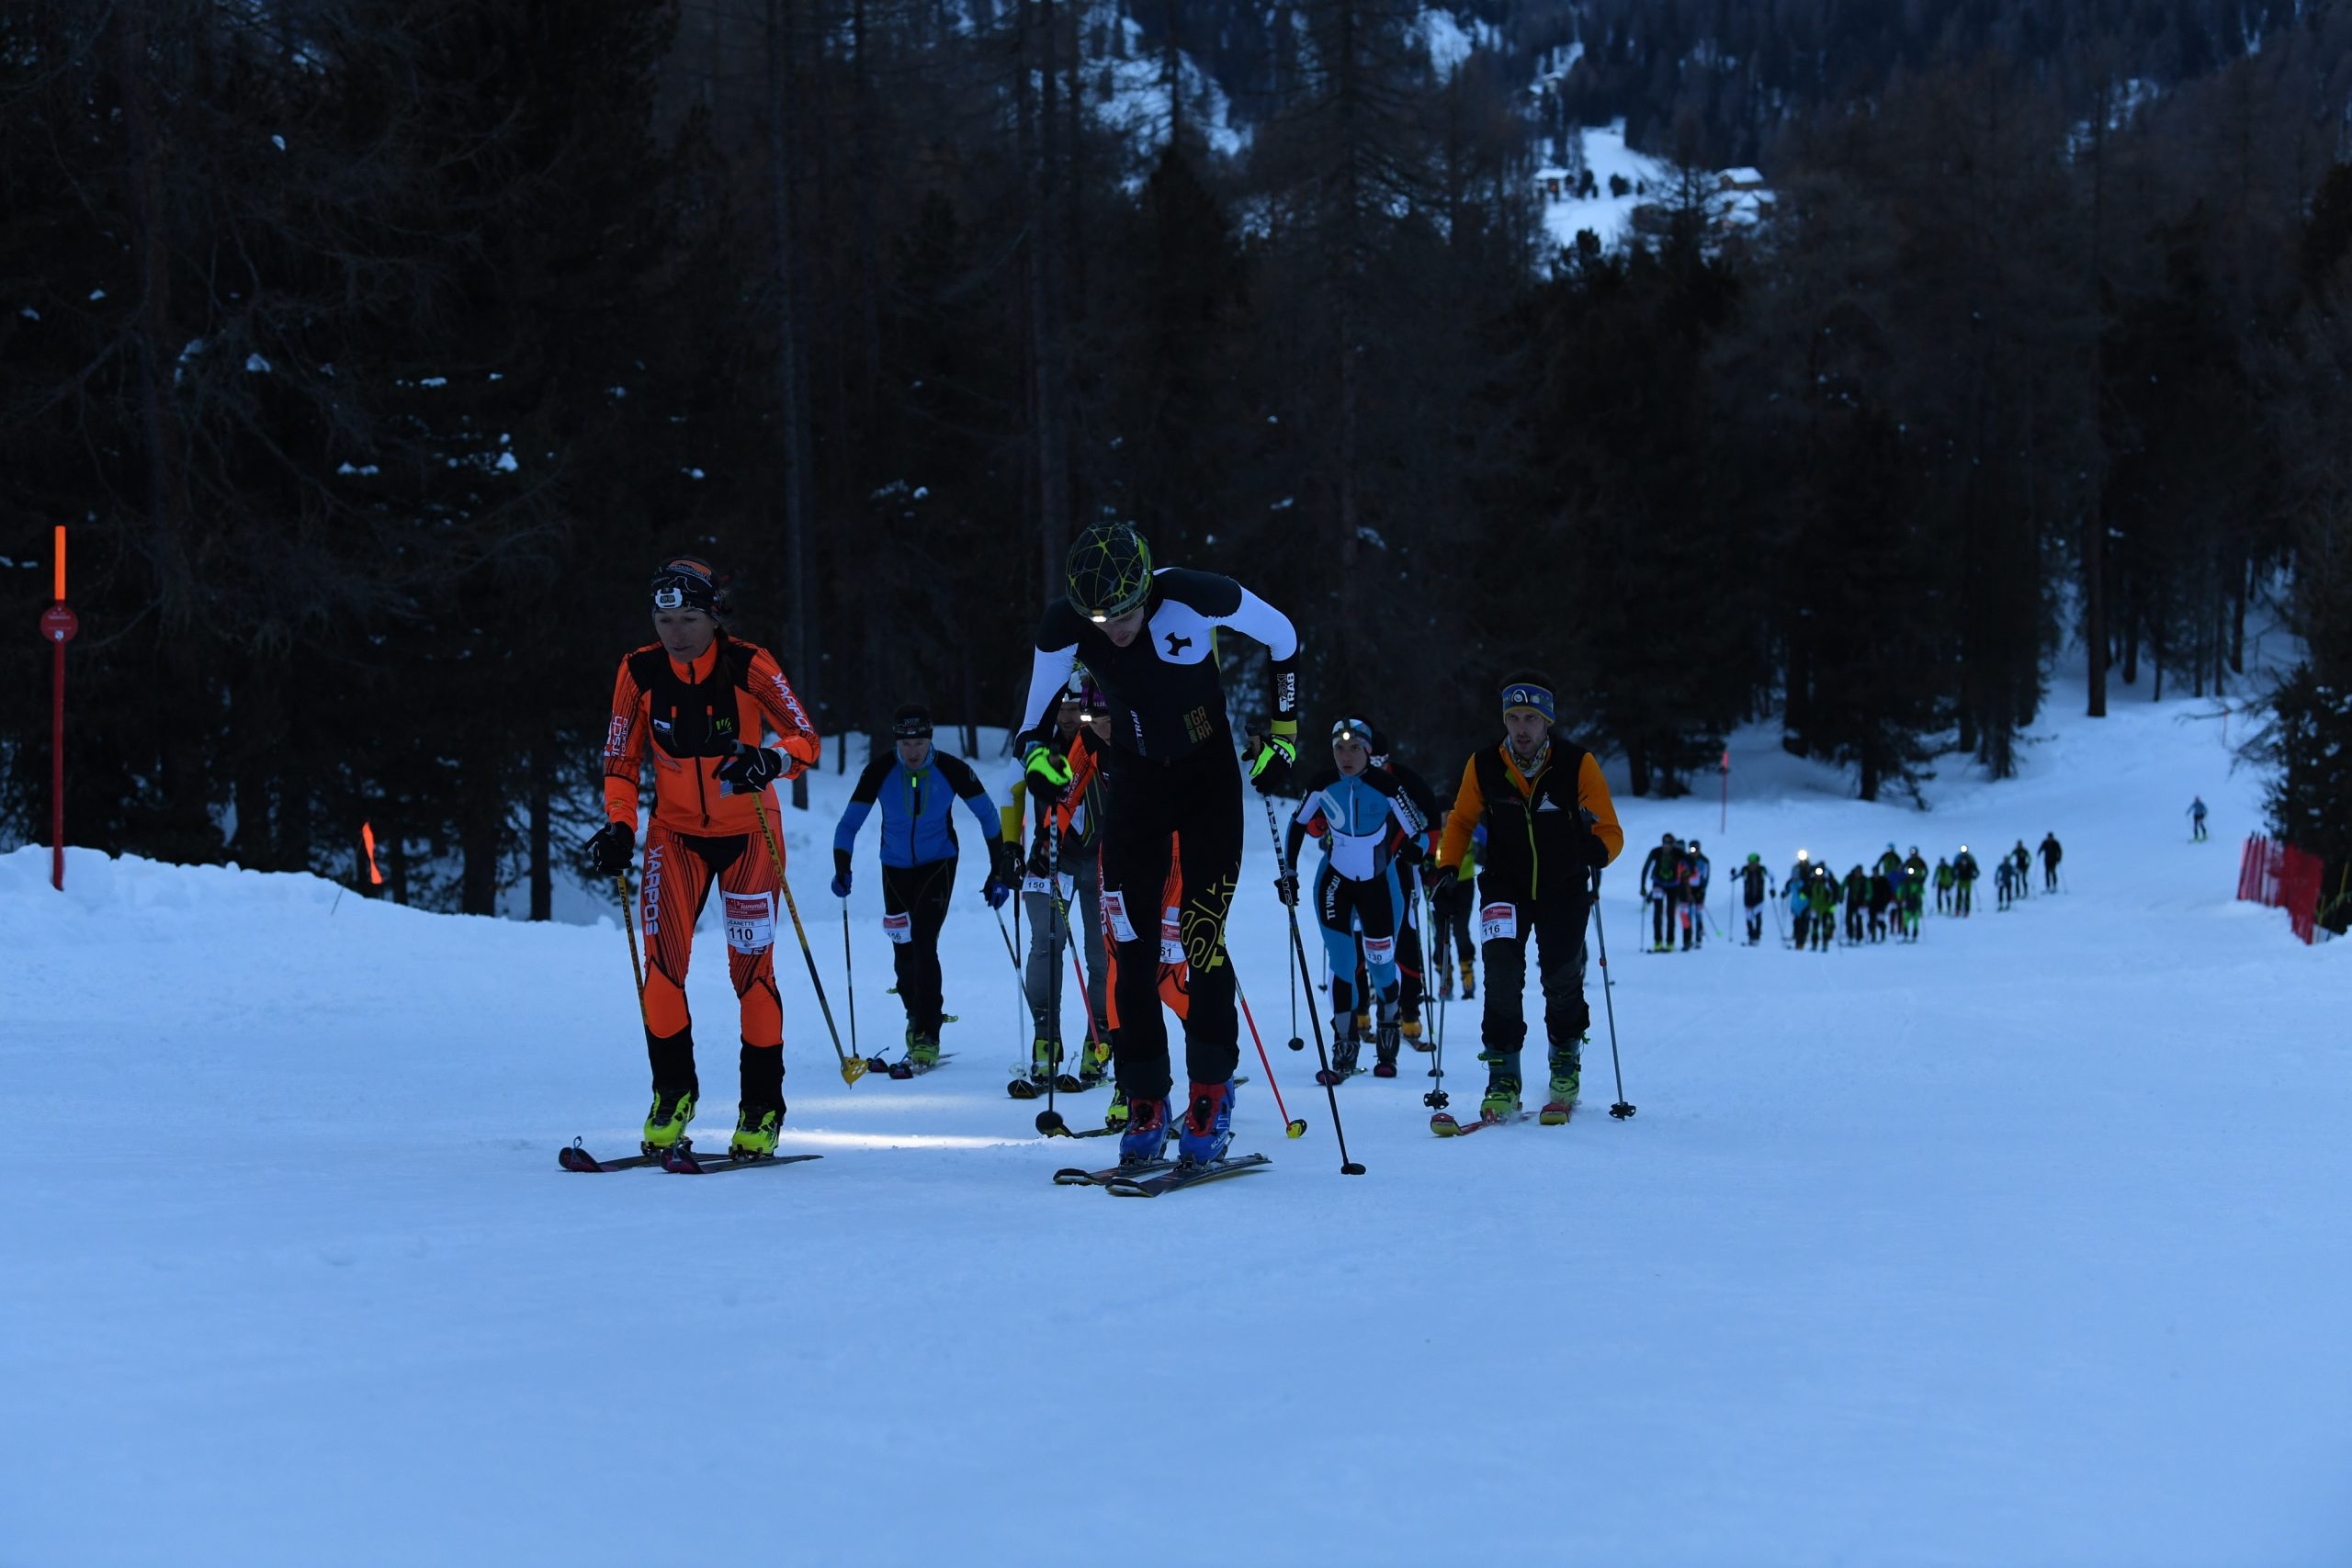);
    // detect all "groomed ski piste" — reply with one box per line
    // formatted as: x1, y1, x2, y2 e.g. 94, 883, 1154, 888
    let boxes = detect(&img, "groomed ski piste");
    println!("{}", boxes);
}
4, 681, 2347, 1565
